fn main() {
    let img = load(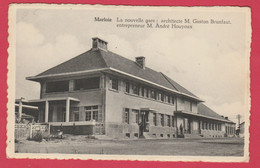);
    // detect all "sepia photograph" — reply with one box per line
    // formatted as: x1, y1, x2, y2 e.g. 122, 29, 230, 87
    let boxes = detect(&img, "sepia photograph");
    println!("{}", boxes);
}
7, 4, 251, 162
